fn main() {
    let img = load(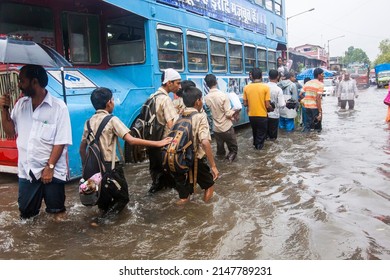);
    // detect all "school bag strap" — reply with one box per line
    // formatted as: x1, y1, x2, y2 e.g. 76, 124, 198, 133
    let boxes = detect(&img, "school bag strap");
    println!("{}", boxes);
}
181, 111, 199, 191
87, 114, 113, 144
